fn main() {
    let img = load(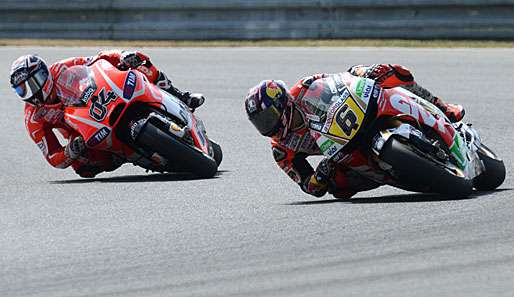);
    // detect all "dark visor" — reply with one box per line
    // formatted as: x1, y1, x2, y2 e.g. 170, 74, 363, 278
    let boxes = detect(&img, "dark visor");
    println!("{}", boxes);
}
248, 105, 282, 136
13, 68, 48, 100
